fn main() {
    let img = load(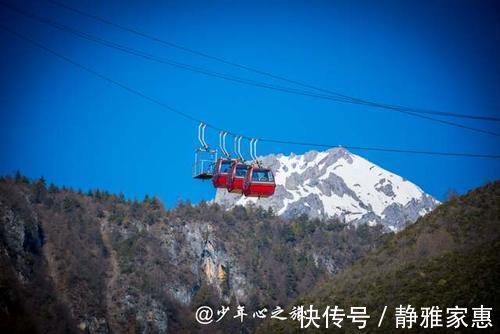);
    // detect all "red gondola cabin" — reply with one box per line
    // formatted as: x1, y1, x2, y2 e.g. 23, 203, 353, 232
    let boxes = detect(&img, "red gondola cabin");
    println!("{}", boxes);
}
212, 158, 234, 188
226, 162, 249, 193
243, 166, 276, 197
